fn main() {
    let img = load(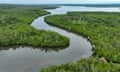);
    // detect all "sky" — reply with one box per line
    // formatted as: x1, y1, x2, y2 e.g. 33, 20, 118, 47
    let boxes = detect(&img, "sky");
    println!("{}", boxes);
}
0, 0, 120, 4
